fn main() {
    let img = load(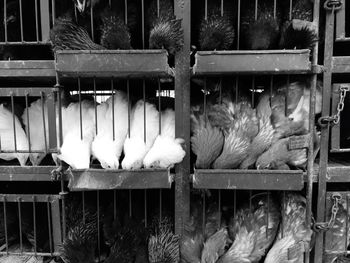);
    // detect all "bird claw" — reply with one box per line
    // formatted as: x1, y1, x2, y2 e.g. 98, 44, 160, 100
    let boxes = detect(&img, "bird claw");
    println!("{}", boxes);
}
51, 166, 64, 181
